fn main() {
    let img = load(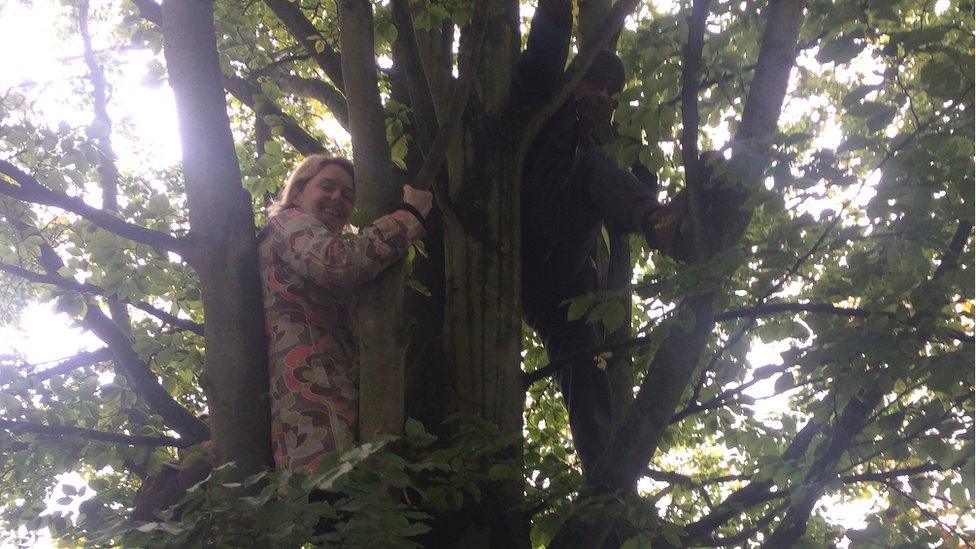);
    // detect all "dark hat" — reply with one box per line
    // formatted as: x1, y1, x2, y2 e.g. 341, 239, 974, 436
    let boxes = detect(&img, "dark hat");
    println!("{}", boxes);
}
583, 49, 626, 94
